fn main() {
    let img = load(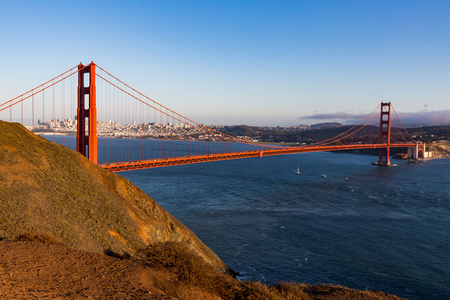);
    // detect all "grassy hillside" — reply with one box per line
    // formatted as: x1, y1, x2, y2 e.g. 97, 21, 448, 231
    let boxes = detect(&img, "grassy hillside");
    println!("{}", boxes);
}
0, 121, 225, 270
